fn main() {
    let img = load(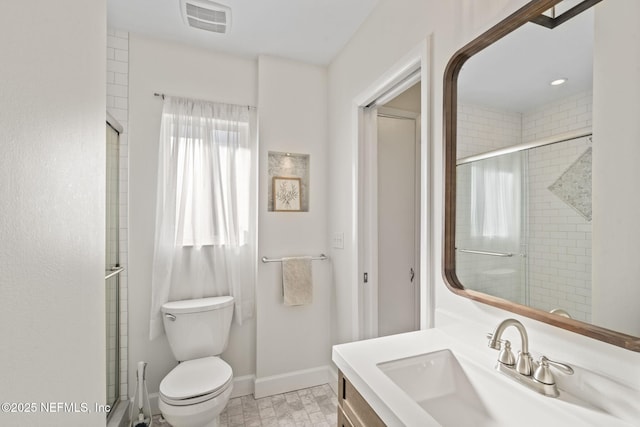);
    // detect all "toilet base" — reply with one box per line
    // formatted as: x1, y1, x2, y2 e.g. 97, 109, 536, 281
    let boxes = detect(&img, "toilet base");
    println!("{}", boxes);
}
159, 384, 232, 427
